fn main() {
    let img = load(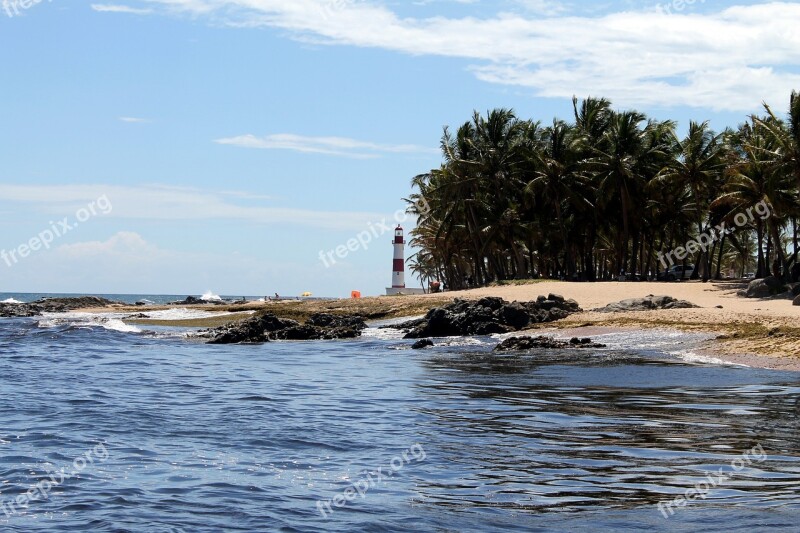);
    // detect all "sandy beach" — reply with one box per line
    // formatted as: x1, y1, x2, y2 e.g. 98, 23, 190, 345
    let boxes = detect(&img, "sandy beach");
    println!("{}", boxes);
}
97, 279, 800, 370
431, 280, 800, 369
